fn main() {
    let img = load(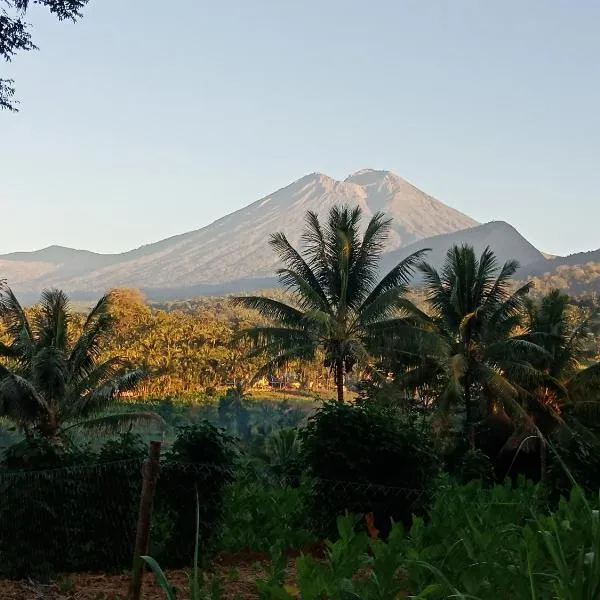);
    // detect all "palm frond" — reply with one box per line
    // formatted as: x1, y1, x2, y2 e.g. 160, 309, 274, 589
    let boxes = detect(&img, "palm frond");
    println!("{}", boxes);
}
67, 356, 127, 402
0, 340, 20, 358
275, 269, 333, 314
301, 210, 330, 287
567, 362, 600, 399
236, 326, 315, 351
231, 296, 305, 326
268, 232, 330, 311
30, 345, 68, 401
361, 249, 429, 314
73, 367, 148, 417
0, 282, 34, 362
68, 294, 112, 379
0, 364, 50, 425
481, 255, 520, 311
33, 288, 71, 352
347, 211, 392, 307
355, 285, 412, 327
62, 411, 164, 435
